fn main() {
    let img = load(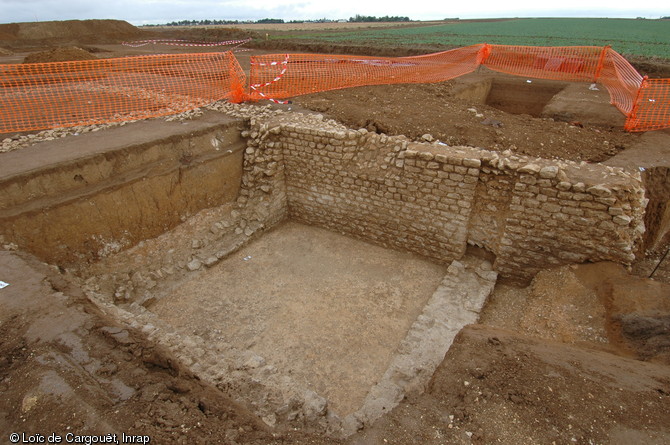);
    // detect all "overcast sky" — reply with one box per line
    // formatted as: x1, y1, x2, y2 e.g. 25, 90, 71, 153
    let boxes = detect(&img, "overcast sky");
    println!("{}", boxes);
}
0, 0, 668, 25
